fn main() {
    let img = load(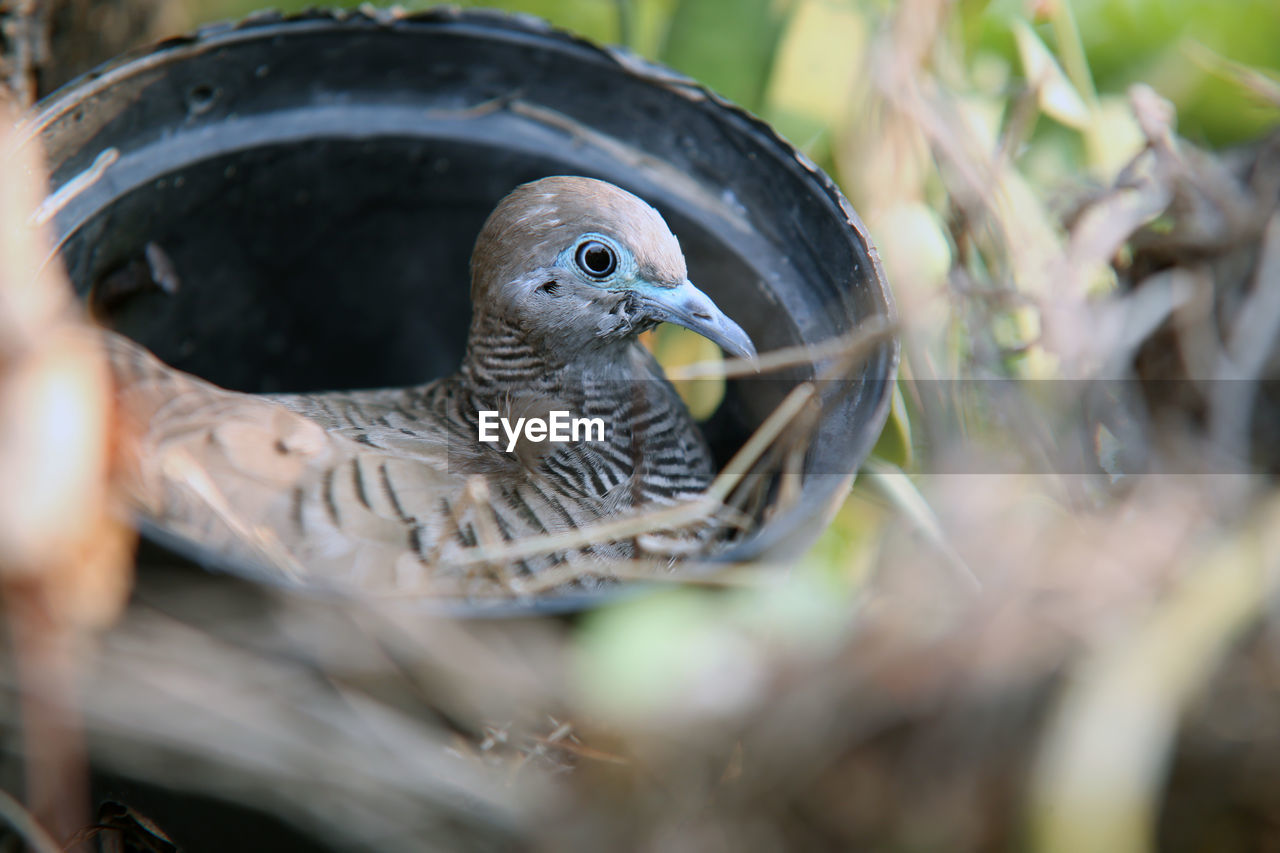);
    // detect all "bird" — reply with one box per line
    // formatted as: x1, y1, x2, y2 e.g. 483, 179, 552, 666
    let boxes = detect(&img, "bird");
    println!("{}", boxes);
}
107, 176, 757, 594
